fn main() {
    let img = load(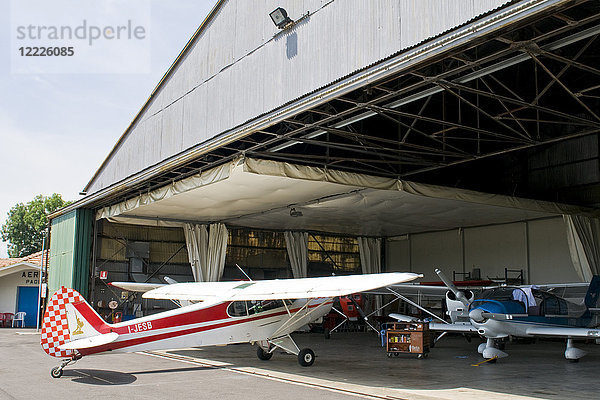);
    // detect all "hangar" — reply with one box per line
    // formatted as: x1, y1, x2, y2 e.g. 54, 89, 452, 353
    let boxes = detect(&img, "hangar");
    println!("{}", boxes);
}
48, 0, 600, 319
